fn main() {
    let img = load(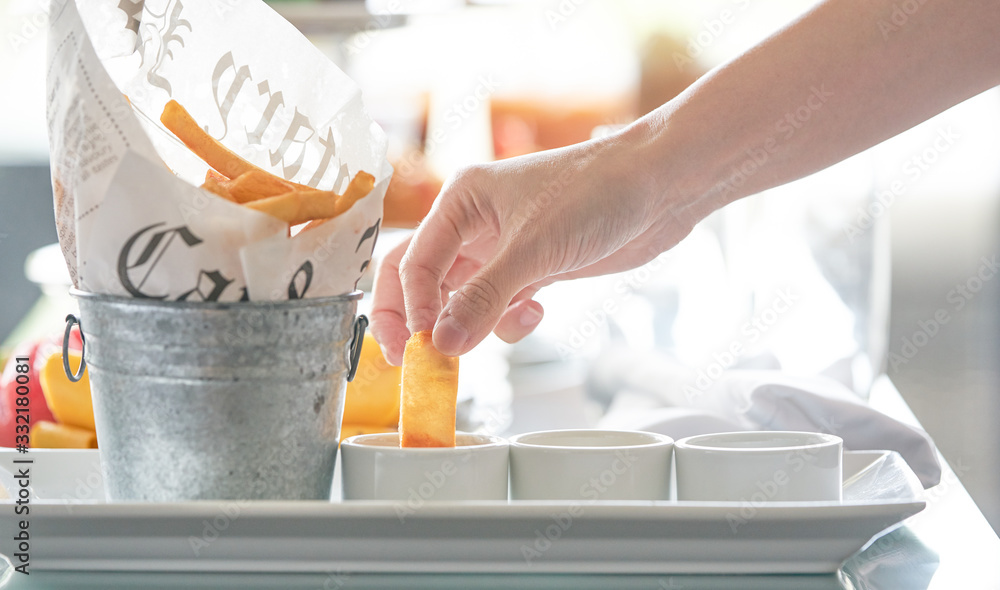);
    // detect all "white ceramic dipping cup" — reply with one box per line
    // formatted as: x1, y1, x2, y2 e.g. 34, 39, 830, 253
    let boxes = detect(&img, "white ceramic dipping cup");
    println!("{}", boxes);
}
340, 432, 508, 501
674, 431, 843, 502
508, 430, 674, 501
